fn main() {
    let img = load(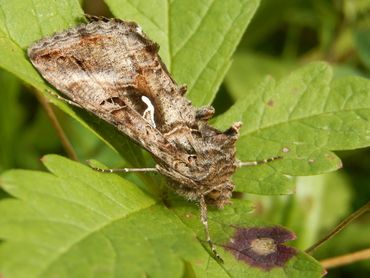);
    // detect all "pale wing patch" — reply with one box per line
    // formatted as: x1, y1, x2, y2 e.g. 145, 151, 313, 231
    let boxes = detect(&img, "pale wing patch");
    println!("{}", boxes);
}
141, 95, 156, 128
